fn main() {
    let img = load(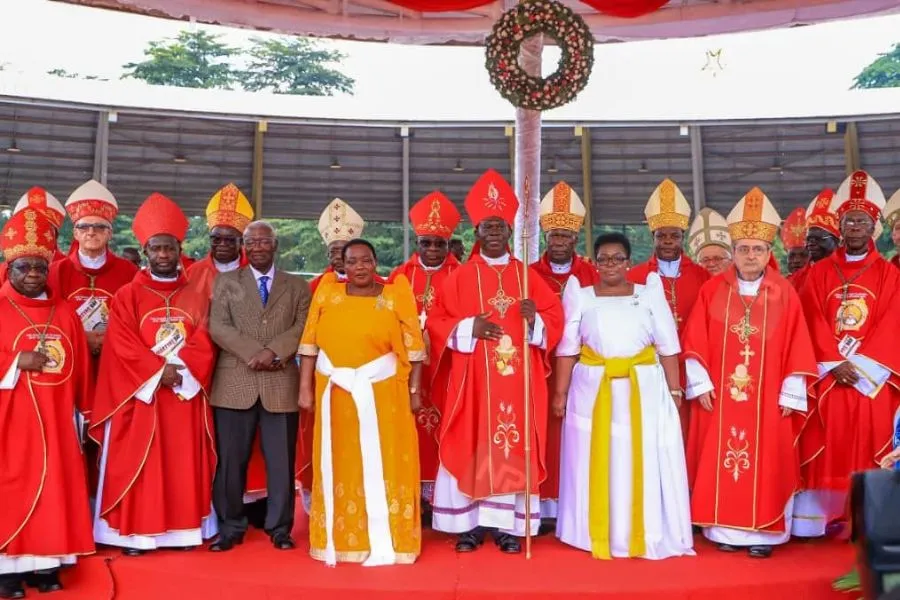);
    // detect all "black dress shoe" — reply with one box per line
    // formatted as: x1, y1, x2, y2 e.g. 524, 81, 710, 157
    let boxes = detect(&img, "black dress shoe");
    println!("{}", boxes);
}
245, 499, 268, 531
716, 543, 739, 553
25, 570, 63, 593
209, 535, 244, 552
455, 530, 484, 553
122, 548, 146, 557
748, 545, 773, 558
0, 575, 24, 599
271, 534, 295, 550
493, 532, 521, 554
